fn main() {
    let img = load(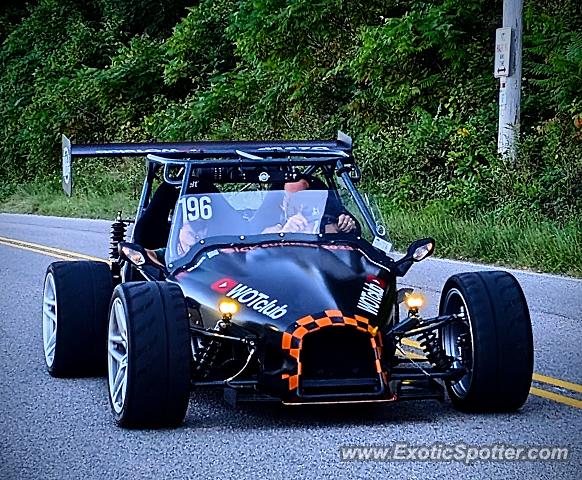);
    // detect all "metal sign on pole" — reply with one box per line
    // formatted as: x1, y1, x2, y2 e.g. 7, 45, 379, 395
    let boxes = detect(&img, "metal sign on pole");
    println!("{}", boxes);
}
496, 0, 523, 162
494, 27, 512, 78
